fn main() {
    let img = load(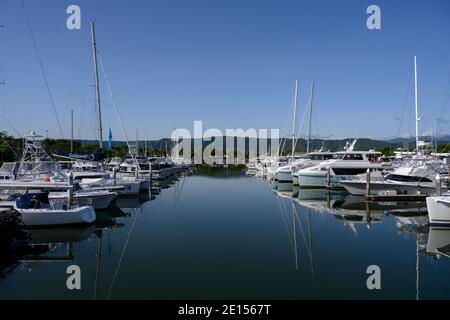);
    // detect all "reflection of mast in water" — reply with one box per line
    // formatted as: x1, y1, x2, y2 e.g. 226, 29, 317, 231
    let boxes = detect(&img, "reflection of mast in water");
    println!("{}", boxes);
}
306, 208, 314, 275
275, 191, 314, 274
173, 174, 186, 208
93, 229, 103, 300
276, 192, 298, 269
292, 201, 298, 270
106, 204, 144, 299
416, 234, 419, 300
